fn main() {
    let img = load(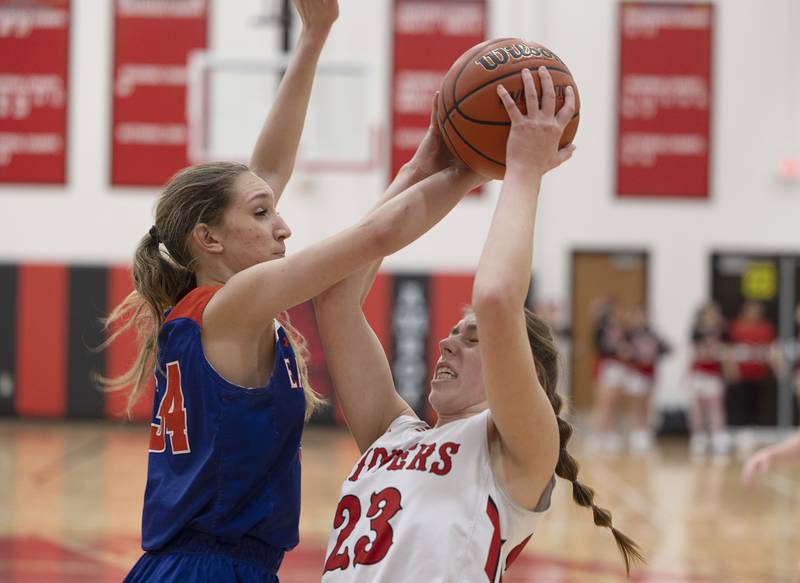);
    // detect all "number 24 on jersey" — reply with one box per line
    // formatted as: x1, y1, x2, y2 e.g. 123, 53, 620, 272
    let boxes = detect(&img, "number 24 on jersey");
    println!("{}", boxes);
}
149, 361, 191, 454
